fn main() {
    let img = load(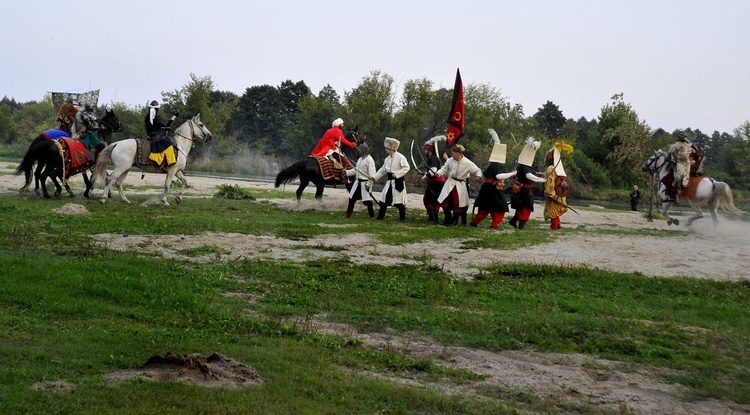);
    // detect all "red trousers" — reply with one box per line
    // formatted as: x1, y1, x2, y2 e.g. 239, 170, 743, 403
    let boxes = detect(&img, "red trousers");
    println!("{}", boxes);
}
515, 207, 532, 222
550, 216, 561, 230
471, 209, 506, 228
